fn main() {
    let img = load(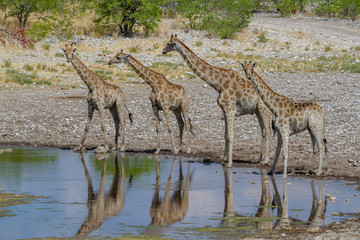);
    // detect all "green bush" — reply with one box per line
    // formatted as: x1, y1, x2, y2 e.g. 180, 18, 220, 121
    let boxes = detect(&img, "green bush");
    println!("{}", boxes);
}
94, 0, 164, 37
176, 0, 254, 38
